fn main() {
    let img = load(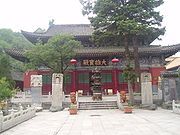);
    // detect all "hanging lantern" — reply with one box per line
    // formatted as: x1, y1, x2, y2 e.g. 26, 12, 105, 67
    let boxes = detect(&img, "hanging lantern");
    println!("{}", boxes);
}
70, 59, 77, 65
111, 58, 119, 63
